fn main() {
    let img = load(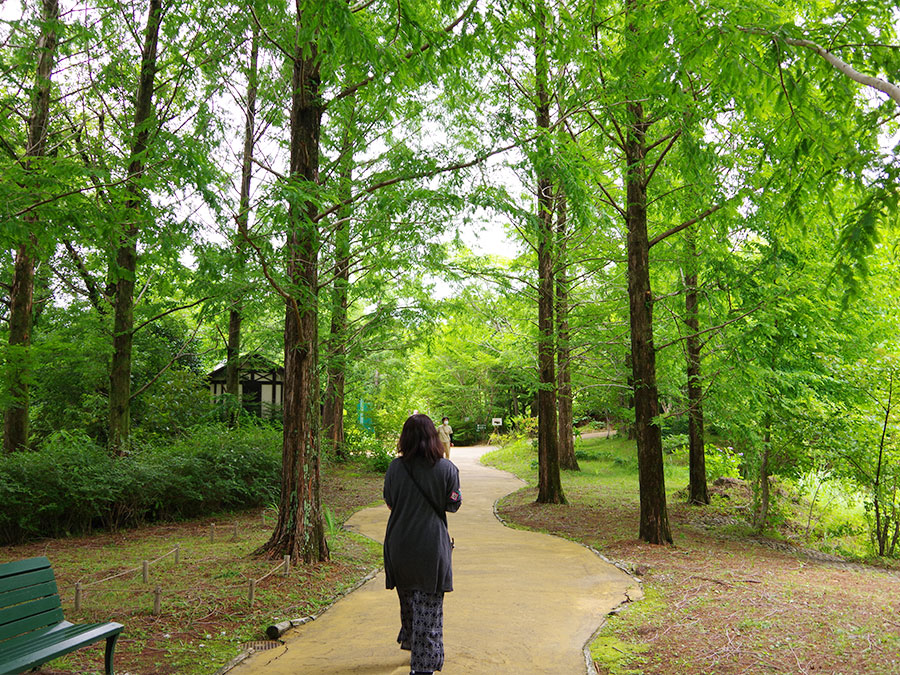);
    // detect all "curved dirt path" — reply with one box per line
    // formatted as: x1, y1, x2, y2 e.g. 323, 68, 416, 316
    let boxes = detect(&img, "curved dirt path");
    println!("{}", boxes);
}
230, 445, 634, 674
